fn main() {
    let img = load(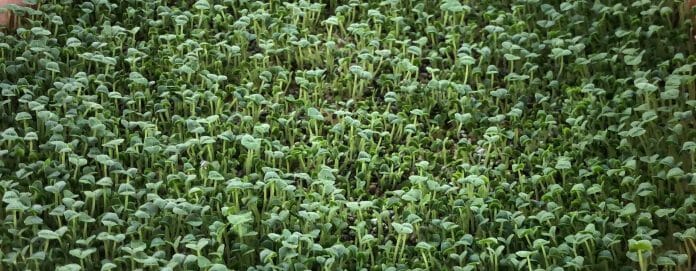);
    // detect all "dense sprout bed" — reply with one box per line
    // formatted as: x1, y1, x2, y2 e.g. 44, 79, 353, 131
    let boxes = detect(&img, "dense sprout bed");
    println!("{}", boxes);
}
1, 0, 695, 270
